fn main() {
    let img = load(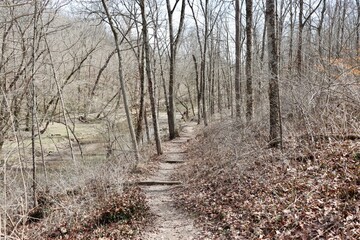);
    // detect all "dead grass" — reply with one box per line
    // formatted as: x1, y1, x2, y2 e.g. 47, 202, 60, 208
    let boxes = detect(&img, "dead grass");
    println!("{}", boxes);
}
0, 116, 156, 239
0, 152, 149, 238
